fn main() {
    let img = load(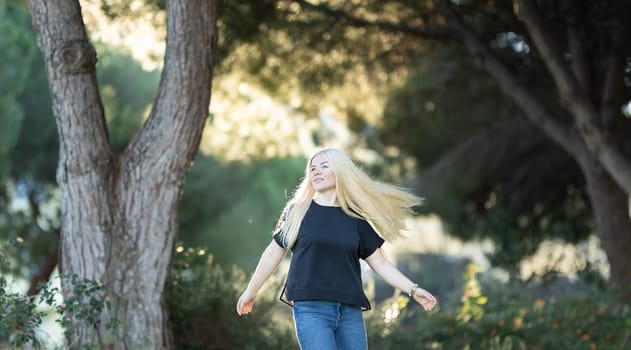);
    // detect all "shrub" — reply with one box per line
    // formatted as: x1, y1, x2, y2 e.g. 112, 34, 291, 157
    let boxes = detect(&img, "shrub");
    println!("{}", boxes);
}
39, 273, 118, 349
366, 265, 630, 350
0, 274, 43, 348
1, 239, 116, 349
166, 245, 296, 350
